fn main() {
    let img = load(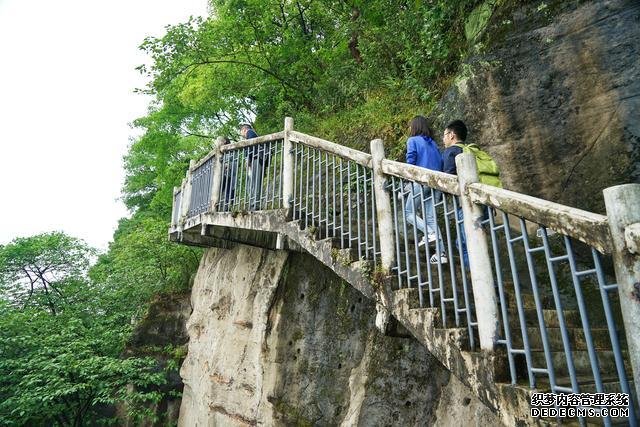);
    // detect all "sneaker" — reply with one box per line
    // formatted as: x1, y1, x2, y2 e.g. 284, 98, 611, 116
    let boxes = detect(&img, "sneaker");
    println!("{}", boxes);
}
430, 253, 448, 265
418, 233, 437, 247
